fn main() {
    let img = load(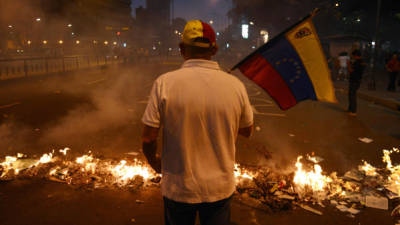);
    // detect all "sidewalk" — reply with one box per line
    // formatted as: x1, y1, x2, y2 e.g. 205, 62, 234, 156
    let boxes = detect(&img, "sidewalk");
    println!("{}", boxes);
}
334, 74, 400, 112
